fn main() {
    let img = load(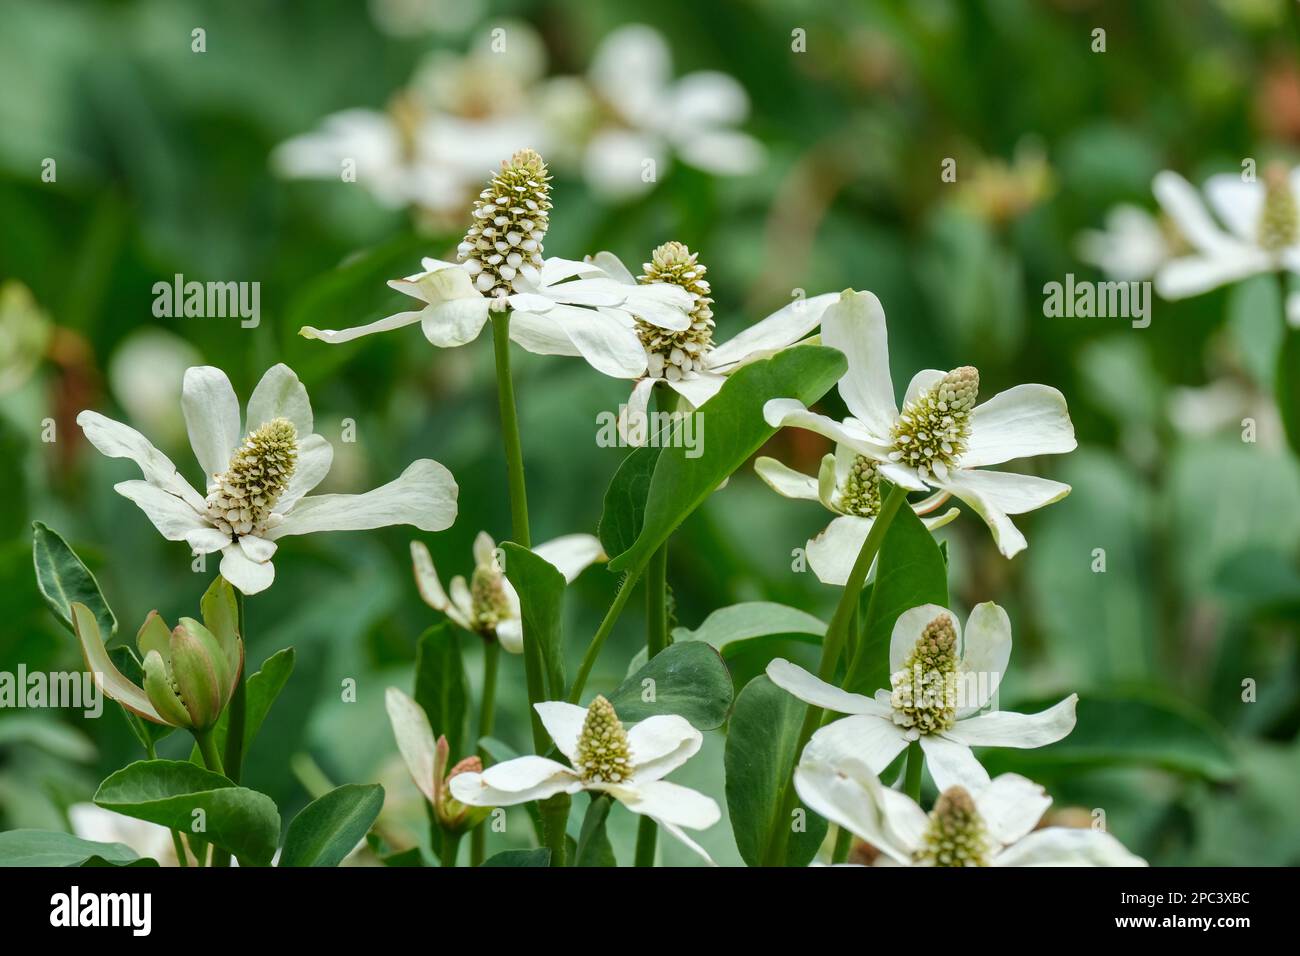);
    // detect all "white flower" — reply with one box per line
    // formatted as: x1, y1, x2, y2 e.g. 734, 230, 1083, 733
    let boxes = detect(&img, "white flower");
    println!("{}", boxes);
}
411, 531, 605, 653
768, 602, 1078, 792
795, 759, 1146, 867
764, 290, 1076, 558
755, 444, 960, 586
586, 245, 839, 426
385, 687, 490, 833
300, 150, 694, 378
69, 803, 199, 867
76, 363, 457, 595
1153, 164, 1300, 325
581, 24, 764, 200
450, 696, 721, 863
1076, 204, 1174, 281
